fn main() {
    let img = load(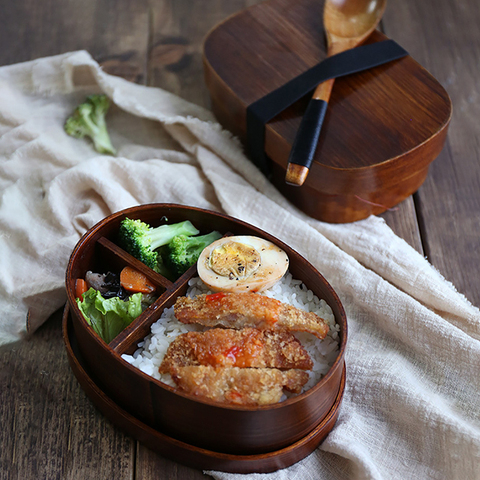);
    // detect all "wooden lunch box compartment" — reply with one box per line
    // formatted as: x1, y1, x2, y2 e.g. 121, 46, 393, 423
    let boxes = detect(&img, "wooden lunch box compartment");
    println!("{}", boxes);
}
65, 203, 348, 473
202, 0, 452, 223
